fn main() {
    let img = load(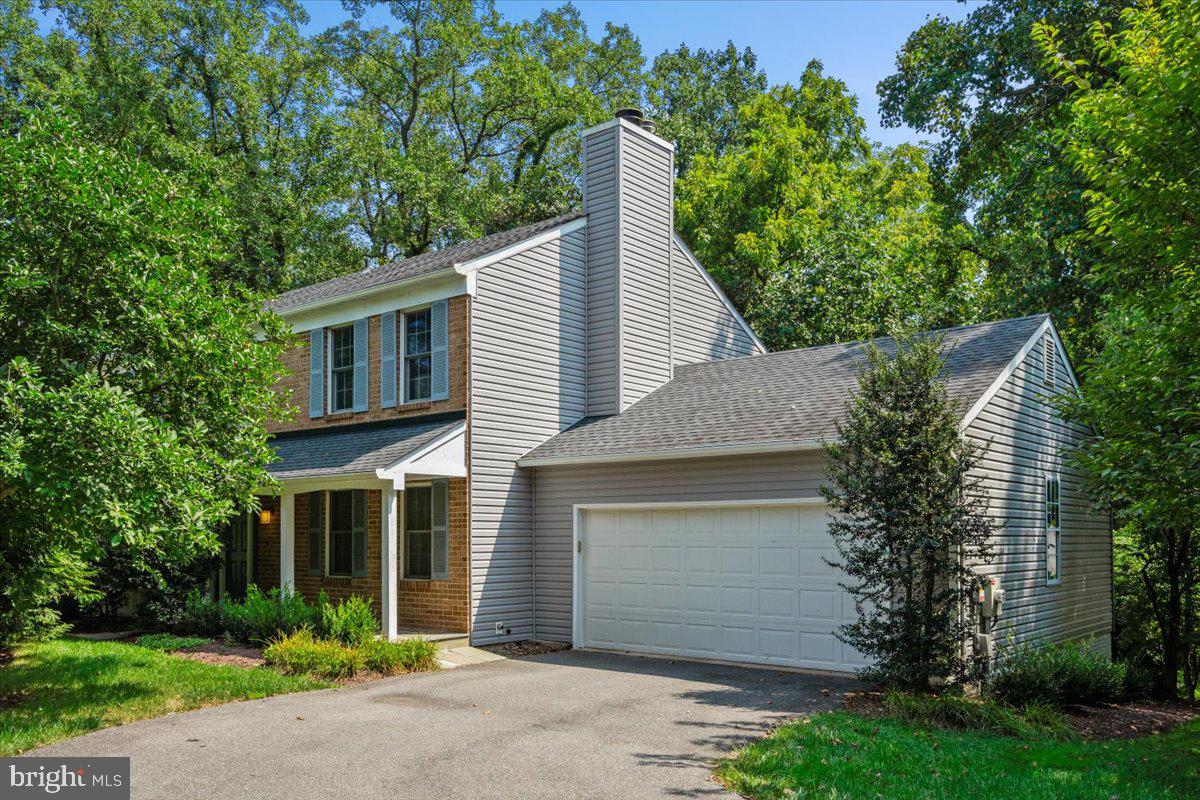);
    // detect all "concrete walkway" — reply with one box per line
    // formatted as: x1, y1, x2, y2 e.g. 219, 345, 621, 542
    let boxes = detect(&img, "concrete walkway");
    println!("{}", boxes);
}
34, 649, 859, 799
